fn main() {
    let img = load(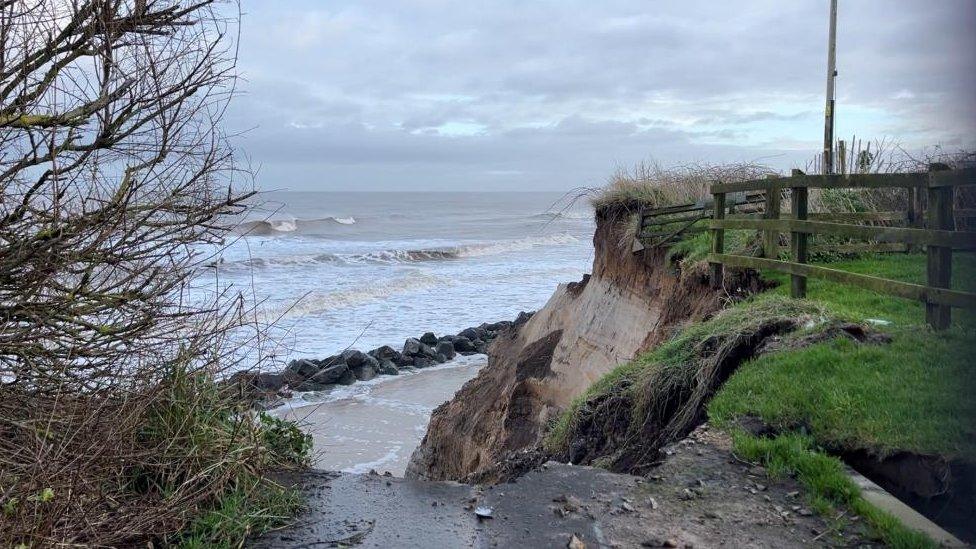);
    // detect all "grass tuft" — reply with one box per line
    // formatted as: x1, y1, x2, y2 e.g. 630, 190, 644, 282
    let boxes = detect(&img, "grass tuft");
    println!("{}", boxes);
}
732, 432, 936, 548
